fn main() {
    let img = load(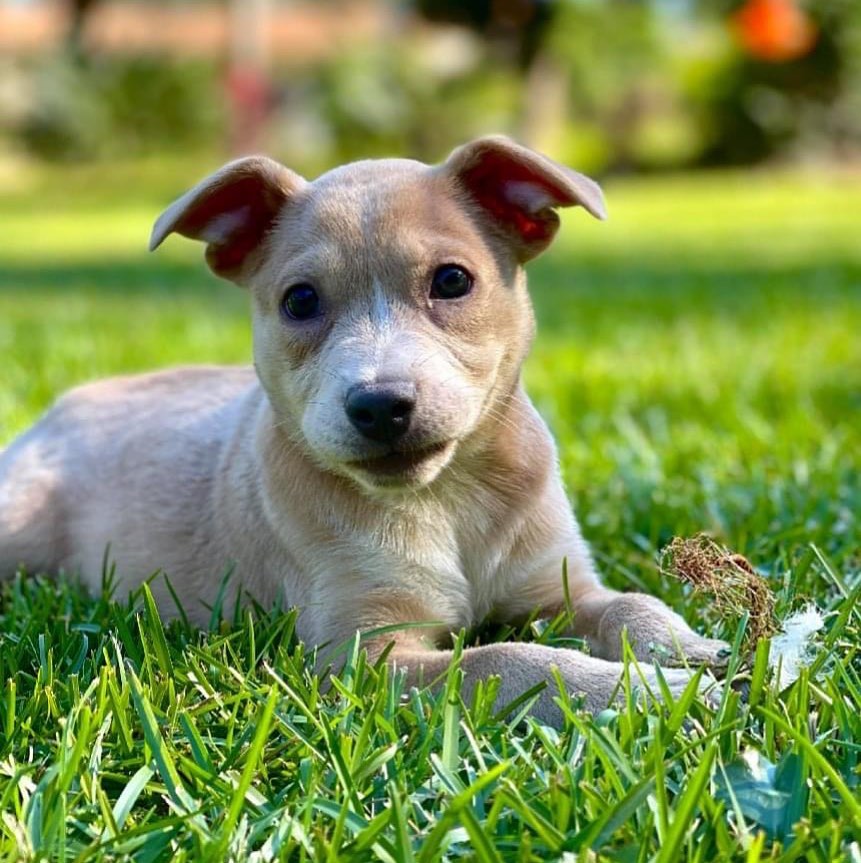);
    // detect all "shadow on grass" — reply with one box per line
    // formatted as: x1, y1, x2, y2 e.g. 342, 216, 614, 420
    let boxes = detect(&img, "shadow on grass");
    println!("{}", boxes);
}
0, 253, 858, 333
0, 258, 214, 296
530, 257, 861, 328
